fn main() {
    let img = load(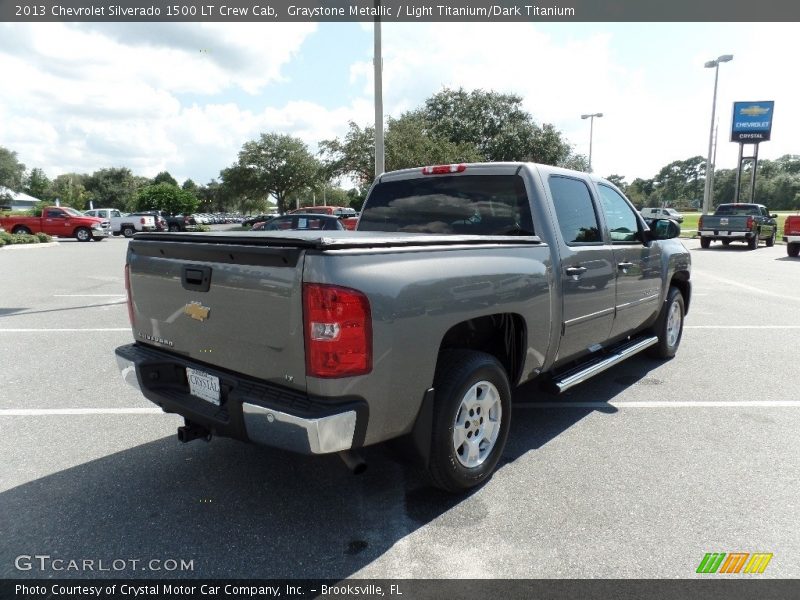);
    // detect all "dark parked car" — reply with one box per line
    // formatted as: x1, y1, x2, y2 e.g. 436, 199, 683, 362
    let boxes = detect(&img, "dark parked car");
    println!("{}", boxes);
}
253, 213, 345, 231
243, 214, 276, 227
